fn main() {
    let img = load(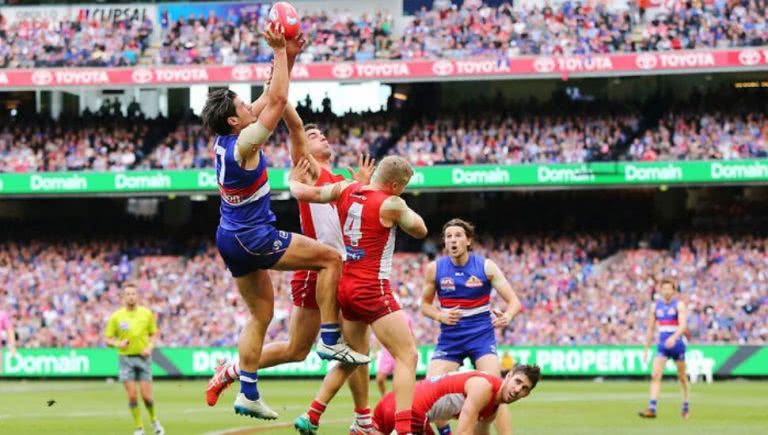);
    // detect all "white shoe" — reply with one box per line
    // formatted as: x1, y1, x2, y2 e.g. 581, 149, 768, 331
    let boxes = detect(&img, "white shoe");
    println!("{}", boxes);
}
233, 393, 279, 420
133, 429, 145, 435
152, 420, 165, 435
316, 340, 370, 365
